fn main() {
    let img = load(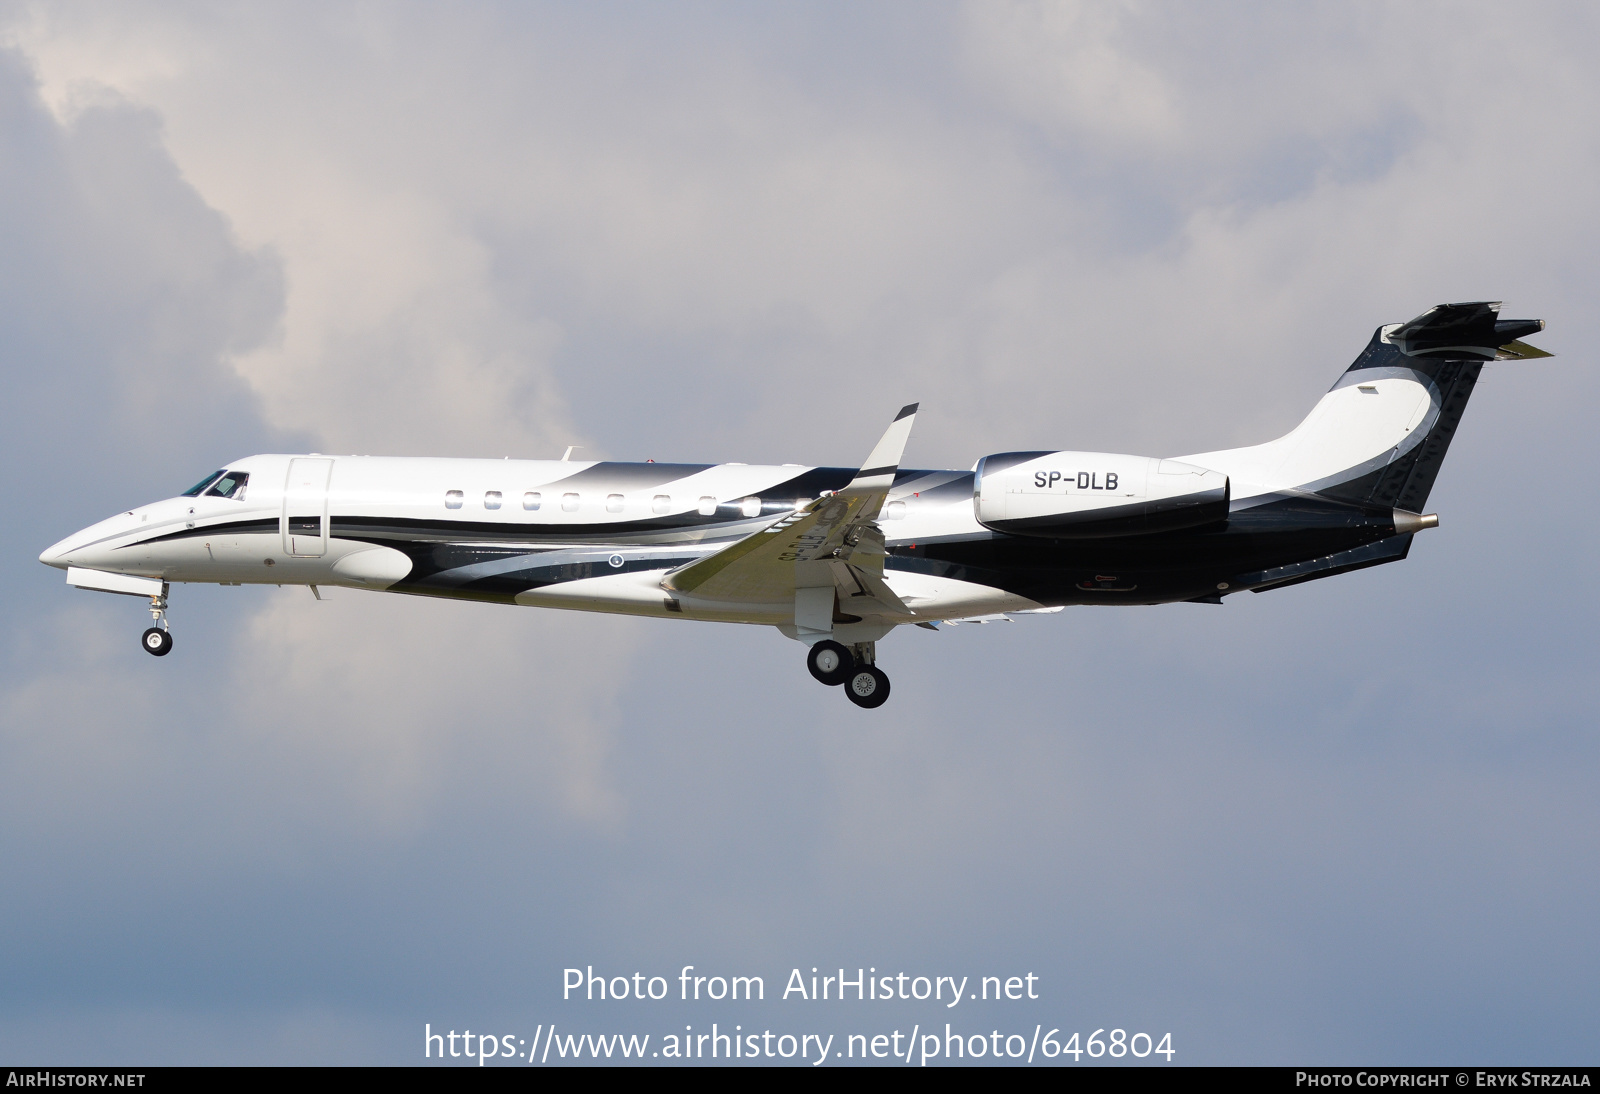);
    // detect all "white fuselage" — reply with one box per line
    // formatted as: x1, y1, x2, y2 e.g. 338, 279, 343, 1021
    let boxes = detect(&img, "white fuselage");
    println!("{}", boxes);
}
35, 359, 1459, 634
39, 454, 1037, 629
